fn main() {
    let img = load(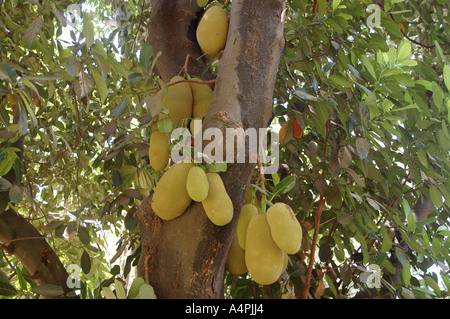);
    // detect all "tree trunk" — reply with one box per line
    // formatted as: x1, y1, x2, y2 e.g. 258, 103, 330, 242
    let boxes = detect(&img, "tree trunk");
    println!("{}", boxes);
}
136, 0, 286, 298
